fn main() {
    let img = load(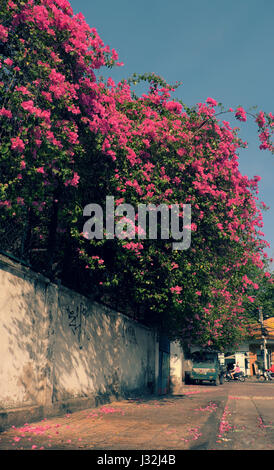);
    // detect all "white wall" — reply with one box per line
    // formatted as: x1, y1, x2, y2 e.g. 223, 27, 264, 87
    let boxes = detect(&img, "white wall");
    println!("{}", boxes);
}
235, 344, 250, 375
170, 341, 184, 392
0, 255, 156, 412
